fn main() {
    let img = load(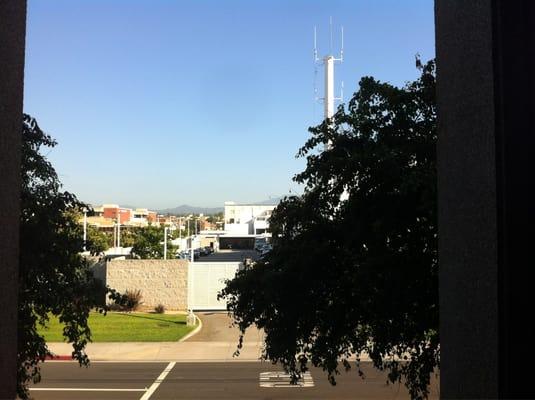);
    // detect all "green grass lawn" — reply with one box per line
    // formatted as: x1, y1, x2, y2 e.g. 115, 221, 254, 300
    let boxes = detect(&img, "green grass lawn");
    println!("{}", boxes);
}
39, 312, 197, 342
